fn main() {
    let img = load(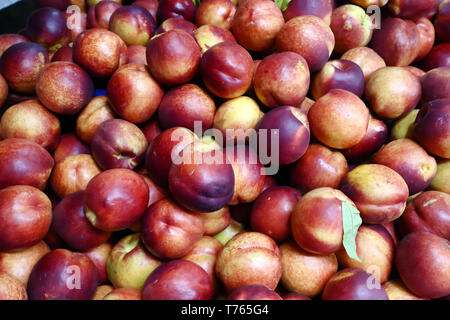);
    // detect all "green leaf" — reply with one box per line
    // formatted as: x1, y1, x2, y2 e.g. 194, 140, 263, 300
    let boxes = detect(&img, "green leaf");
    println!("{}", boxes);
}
274, 0, 292, 11
341, 200, 363, 263
192, 0, 201, 7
